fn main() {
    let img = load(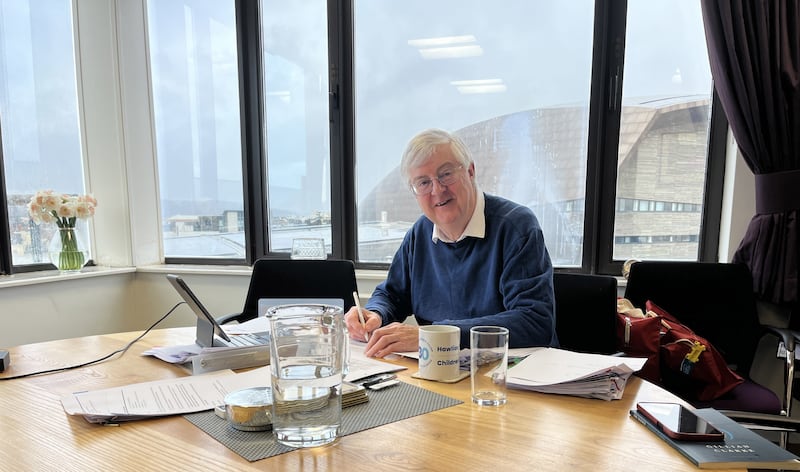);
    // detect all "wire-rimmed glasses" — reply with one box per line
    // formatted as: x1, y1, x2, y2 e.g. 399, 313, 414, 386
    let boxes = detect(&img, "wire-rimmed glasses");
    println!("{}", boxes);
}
410, 164, 464, 196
